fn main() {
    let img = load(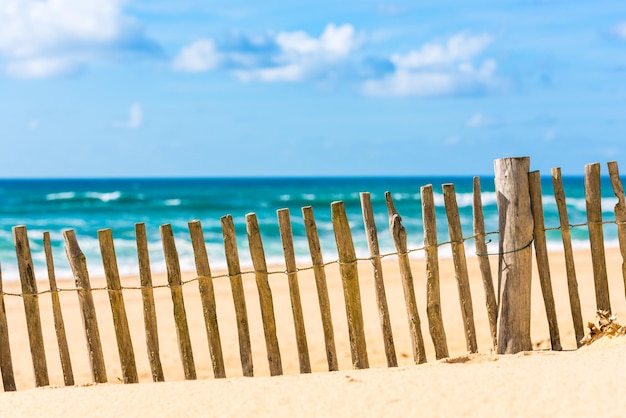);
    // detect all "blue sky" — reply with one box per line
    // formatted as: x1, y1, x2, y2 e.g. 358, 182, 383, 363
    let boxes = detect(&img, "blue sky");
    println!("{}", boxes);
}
0, 0, 625, 177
